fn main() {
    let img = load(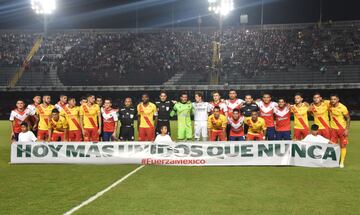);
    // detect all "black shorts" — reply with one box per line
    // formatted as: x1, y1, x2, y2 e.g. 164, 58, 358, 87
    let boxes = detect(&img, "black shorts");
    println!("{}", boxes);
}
156, 121, 170, 135
119, 126, 134, 141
